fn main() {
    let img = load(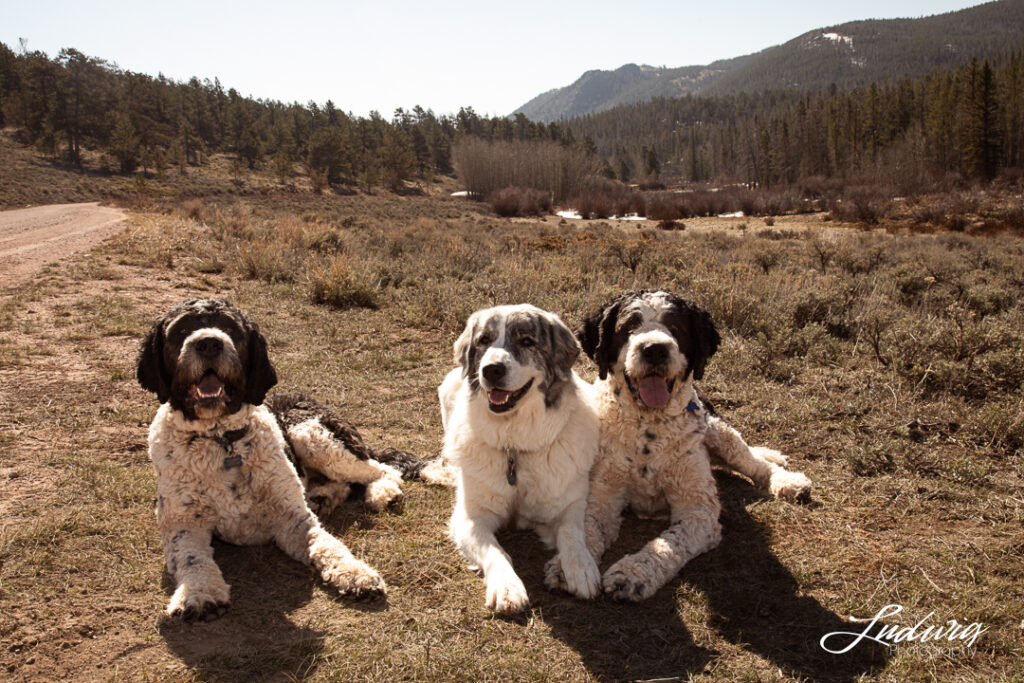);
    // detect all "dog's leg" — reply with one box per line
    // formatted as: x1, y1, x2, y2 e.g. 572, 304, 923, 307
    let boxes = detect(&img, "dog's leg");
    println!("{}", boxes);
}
287, 420, 404, 512
161, 525, 230, 621
449, 498, 529, 614
704, 415, 811, 500
582, 455, 629, 562
542, 497, 601, 599
273, 505, 386, 599
602, 458, 722, 602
